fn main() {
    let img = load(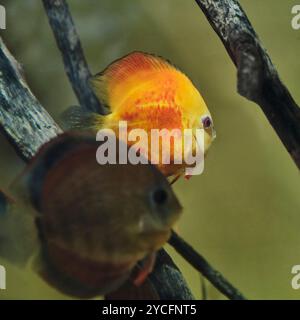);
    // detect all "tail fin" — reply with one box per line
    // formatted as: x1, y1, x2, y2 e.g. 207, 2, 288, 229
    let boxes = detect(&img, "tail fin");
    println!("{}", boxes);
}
0, 190, 37, 267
